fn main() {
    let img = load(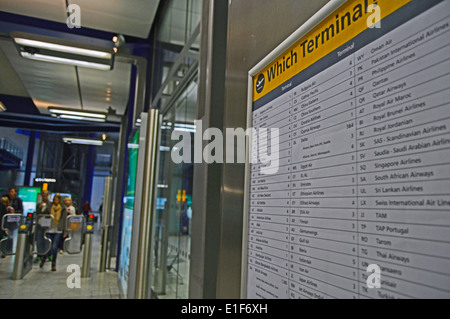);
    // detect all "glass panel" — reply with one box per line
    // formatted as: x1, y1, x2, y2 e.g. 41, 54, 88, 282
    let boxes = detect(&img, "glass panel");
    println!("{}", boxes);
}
118, 130, 140, 296
35, 215, 53, 256
152, 76, 197, 299
152, 0, 200, 110
0, 214, 22, 255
